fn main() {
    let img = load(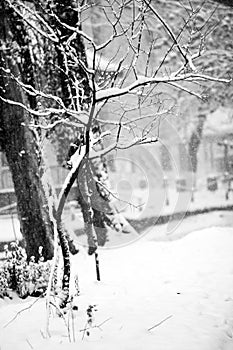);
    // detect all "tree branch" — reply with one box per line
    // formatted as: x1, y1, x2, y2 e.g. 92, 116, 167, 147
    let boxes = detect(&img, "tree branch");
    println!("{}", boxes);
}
96, 73, 230, 102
